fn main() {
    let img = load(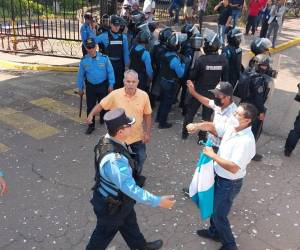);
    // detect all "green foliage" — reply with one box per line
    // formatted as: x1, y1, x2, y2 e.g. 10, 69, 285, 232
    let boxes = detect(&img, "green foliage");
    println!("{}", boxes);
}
206, 0, 220, 15
1, 0, 47, 18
